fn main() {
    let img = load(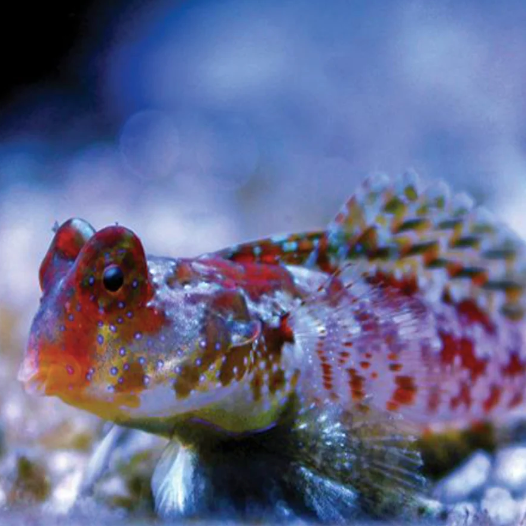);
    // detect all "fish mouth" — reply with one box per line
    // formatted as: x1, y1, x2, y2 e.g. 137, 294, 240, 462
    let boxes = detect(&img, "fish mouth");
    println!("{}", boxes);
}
18, 358, 81, 397
18, 359, 47, 396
